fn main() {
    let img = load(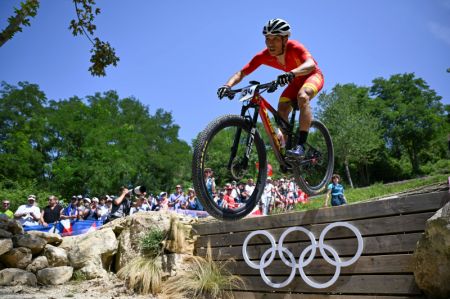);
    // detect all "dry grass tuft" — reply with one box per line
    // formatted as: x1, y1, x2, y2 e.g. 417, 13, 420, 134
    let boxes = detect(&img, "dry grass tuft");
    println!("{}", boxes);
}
117, 255, 162, 295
